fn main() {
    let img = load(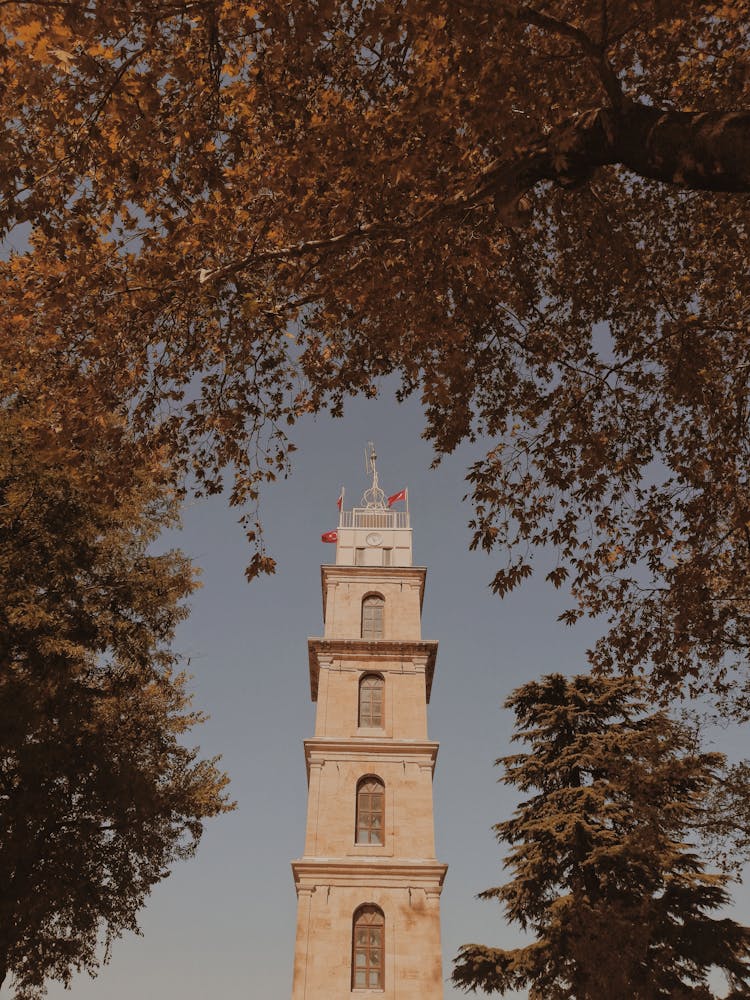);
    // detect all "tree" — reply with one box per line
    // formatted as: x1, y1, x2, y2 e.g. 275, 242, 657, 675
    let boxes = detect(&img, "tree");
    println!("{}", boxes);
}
452, 673, 750, 999
1, 2, 749, 704
0, 403, 233, 999
692, 757, 750, 879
